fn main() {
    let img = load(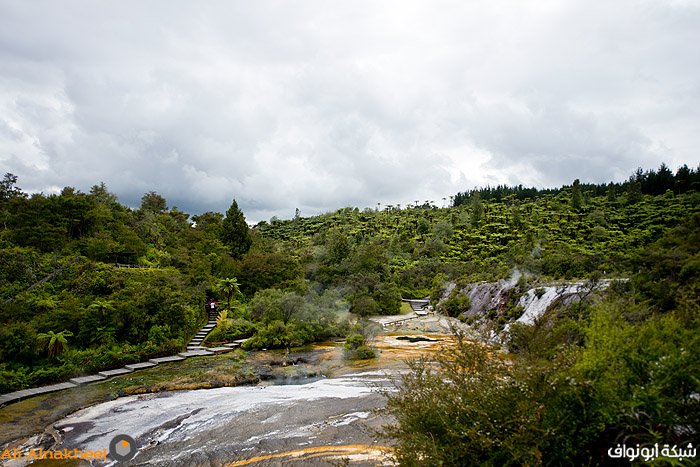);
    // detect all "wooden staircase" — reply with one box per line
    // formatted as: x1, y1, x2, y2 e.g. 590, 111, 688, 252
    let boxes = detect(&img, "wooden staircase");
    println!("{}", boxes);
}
187, 307, 218, 350
403, 298, 432, 315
